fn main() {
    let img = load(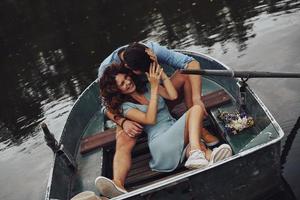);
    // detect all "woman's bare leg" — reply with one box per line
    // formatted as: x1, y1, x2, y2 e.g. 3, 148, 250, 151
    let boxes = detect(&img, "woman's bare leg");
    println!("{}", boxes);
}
183, 105, 211, 158
184, 105, 206, 151
186, 105, 204, 151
